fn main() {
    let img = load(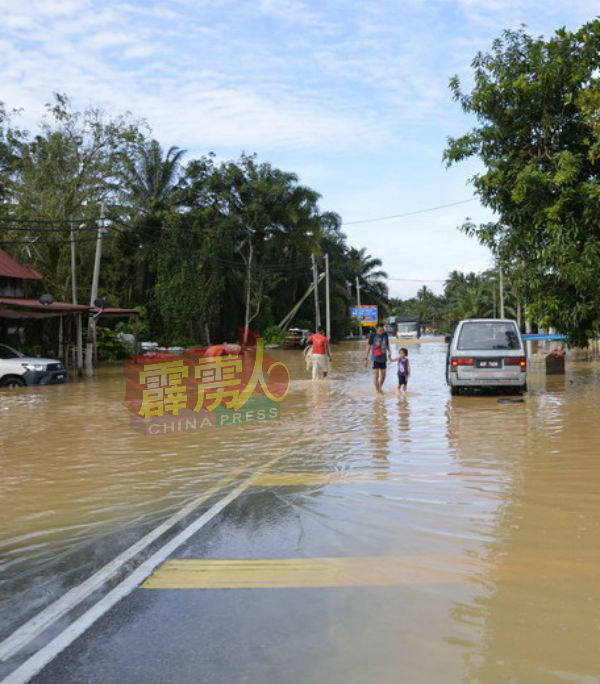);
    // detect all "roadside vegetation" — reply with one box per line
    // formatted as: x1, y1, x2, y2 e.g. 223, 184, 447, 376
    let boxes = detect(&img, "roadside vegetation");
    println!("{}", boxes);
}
388, 269, 518, 335
0, 96, 387, 345
444, 19, 600, 347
